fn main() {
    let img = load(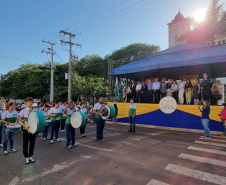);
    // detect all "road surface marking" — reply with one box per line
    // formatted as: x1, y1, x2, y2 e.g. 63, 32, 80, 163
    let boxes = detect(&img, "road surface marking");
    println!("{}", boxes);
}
178, 153, 226, 168
165, 164, 226, 185
188, 146, 226, 156
195, 140, 226, 148
147, 179, 169, 185
200, 136, 226, 143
